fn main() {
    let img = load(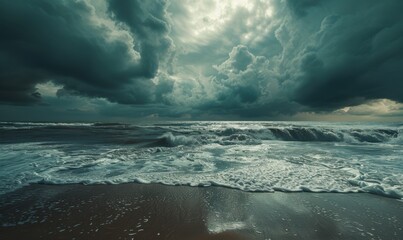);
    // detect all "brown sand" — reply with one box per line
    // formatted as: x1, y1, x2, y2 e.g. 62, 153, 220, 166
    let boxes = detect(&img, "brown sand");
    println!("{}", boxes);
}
0, 183, 402, 240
